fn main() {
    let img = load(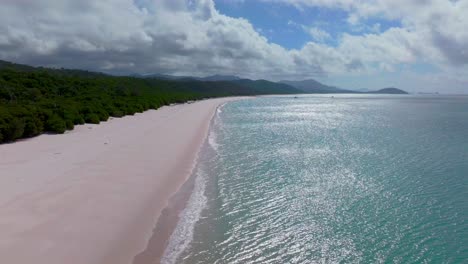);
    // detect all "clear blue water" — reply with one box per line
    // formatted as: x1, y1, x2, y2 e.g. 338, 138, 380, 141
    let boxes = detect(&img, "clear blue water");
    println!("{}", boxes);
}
163, 95, 468, 263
